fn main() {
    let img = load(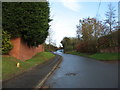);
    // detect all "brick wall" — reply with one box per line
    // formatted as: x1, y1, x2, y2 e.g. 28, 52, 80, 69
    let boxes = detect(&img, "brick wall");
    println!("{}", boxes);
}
9, 38, 44, 61
100, 47, 120, 53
